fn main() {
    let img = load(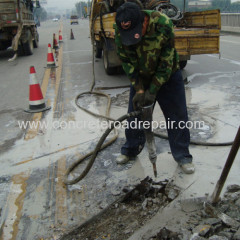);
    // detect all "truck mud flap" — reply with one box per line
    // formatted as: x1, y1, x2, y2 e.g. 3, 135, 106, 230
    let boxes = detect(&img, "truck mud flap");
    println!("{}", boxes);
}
103, 38, 122, 68
12, 25, 23, 52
